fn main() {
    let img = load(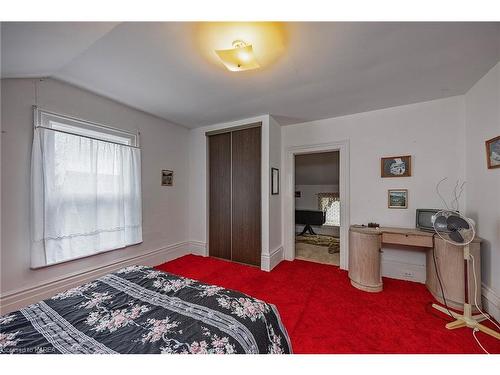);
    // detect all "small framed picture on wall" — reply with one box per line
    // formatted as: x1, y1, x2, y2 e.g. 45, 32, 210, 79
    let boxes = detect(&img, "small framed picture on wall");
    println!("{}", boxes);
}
388, 189, 408, 209
485, 135, 500, 169
381, 155, 412, 177
271, 168, 279, 195
161, 170, 173, 186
